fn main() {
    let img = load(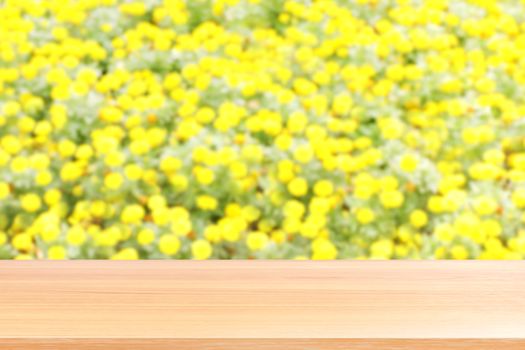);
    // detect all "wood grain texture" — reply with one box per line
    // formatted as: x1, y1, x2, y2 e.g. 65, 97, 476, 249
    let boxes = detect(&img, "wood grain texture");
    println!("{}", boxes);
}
1, 339, 524, 350
0, 261, 524, 349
